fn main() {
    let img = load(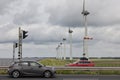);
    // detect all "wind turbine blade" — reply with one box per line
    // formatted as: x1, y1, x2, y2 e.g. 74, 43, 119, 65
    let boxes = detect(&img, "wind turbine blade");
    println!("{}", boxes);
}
83, 0, 85, 12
